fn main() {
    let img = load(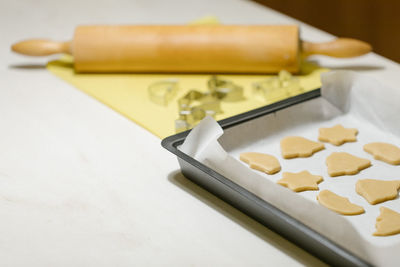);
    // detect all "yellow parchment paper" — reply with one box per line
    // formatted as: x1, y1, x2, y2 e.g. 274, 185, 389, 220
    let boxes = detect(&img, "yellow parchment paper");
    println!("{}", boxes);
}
47, 56, 327, 138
